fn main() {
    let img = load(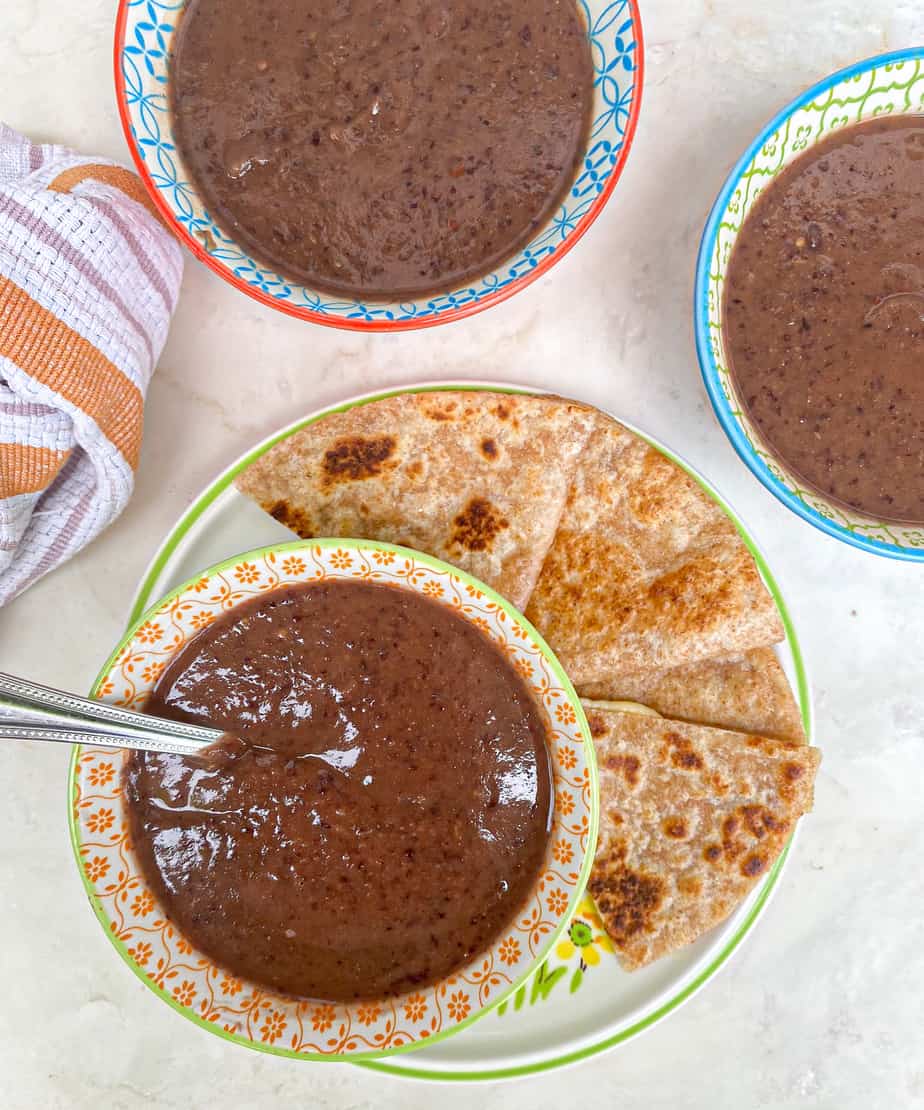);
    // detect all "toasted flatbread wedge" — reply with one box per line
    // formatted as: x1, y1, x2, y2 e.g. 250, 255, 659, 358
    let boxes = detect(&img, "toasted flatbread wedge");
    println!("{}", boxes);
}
525, 413, 784, 683
585, 707, 820, 971
579, 648, 806, 744
235, 391, 596, 609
